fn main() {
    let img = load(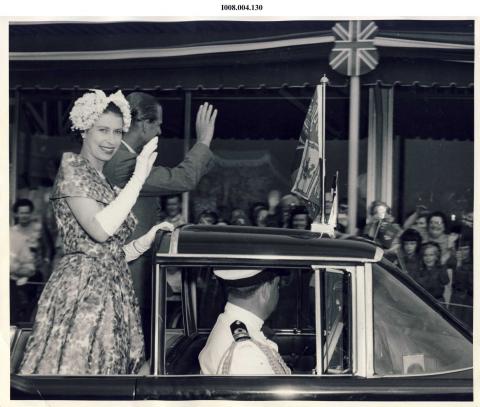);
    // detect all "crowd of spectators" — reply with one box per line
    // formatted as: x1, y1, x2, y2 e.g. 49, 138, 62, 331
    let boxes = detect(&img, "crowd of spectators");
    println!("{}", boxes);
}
166, 191, 473, 328
10, 187, 473, 329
